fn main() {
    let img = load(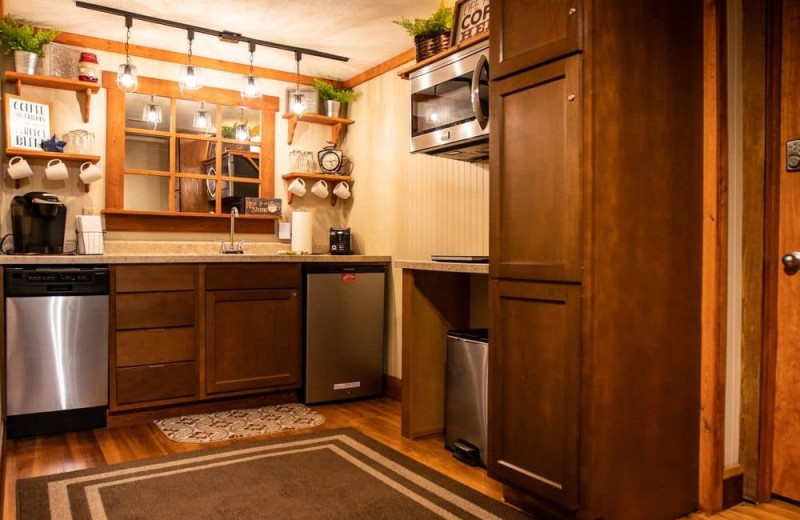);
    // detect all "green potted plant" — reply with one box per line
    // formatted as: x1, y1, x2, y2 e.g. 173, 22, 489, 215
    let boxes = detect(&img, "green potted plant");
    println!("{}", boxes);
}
0, 14, 59, 75
312, 78, 361, 118
393, 1, 453, 62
